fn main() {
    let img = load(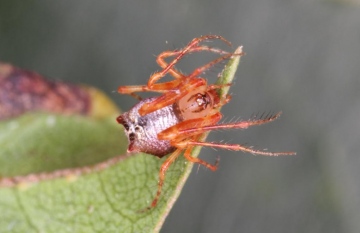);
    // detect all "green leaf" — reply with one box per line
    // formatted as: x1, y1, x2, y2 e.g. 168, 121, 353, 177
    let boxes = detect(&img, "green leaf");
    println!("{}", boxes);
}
0, 114, 127, 177
0, 46, 242, 233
